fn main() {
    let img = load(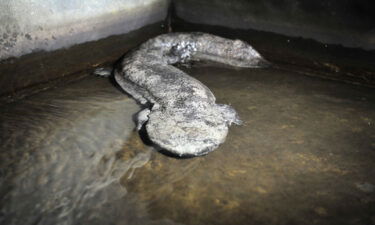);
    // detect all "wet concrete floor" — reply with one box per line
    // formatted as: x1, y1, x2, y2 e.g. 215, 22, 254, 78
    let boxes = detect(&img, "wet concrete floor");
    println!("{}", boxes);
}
1, 62, 374, 225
